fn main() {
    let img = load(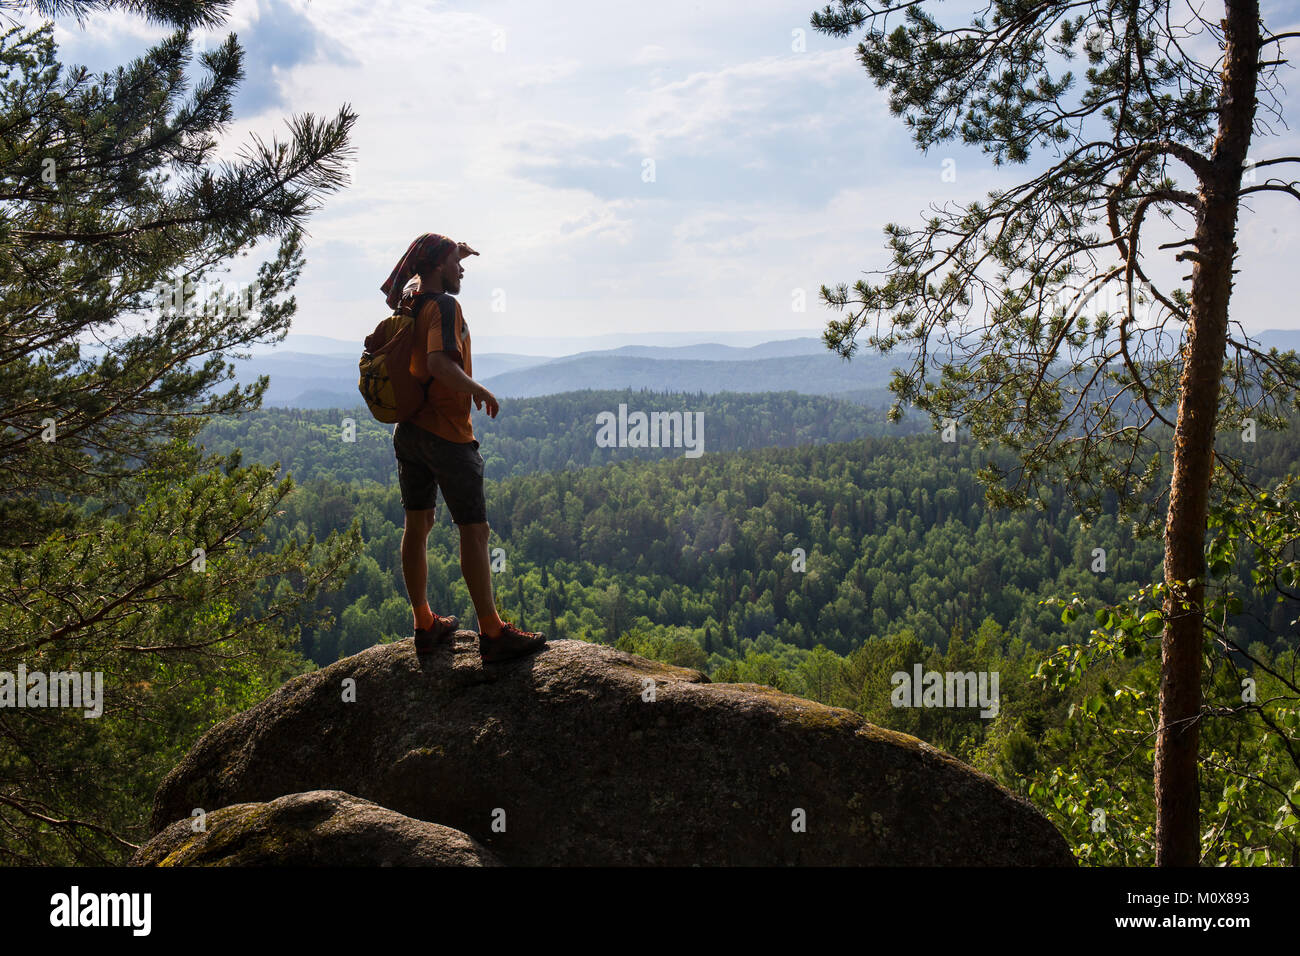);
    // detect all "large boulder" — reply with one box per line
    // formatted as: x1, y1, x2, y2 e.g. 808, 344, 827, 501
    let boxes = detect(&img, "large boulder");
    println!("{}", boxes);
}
150, 636, 1074, 866
133, 789, 499, 866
